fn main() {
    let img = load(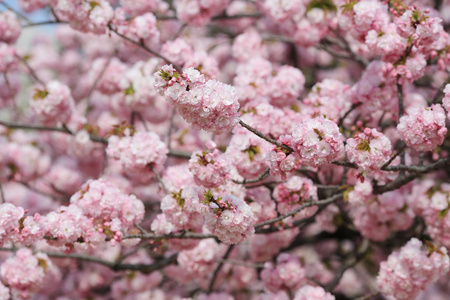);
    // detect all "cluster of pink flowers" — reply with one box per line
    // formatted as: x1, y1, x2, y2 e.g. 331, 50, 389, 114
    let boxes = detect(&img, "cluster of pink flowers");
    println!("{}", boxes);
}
293, 285, 335, 300
266, 136, 301, 180
346, 128, 392, 172
177, 239, 225, 277
350, 187, 414, 241
174, 0, 230, 26
0, 42, 18, 73
377, 238, 450, 300
201, 192, 255, 244
29, 81, 76, 125
0, 248, 56, 300
120, 0, 168, 17
154, 65, 240, 134
0, 10, 21, 44
70, 179, 145, 242
225, 130, 271, 180
106, 131, 168, 183
397, 104, 447, 152
261, 253, 306, 293
443, 84, 450, 119
301, 79, 352, 123
291, 117, 344, 167
50, 0, 114, 34
189, 148, 231, 188
113, 10, 160, 49
409, 180, 450, 248
0, 203, 24, 247
273, 176, 318, 218
160, 186, 204, 232
267, 65, 305, 107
